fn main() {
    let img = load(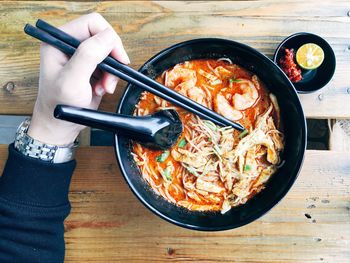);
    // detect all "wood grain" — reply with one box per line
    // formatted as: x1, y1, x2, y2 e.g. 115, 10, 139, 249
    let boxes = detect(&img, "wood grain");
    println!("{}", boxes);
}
0, 1, 349, 118
1, 145, 349, 262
